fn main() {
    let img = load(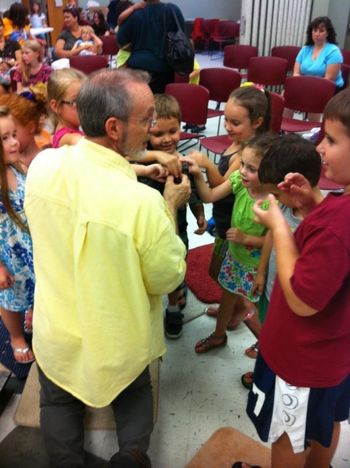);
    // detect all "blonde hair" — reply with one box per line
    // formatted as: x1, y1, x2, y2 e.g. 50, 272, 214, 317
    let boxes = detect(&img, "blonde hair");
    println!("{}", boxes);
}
21, 40, 44, 83
81, 25, 94, 36
47, 68, 86, 126
0, 106, 27, 231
